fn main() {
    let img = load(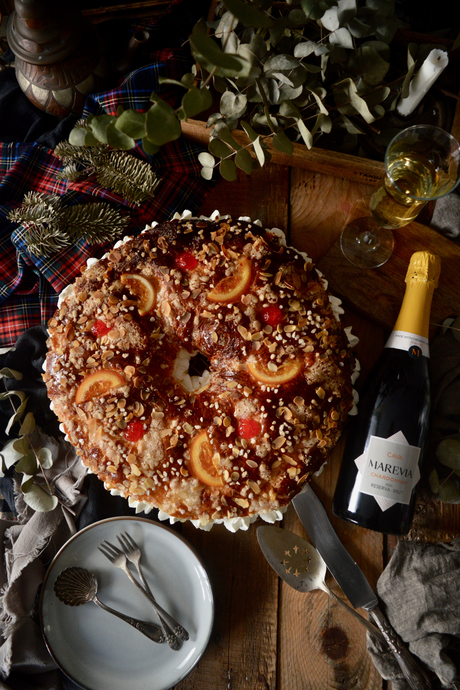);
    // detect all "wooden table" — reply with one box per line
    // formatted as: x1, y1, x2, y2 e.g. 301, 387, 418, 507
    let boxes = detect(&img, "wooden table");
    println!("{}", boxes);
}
170, 152, 460, 690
